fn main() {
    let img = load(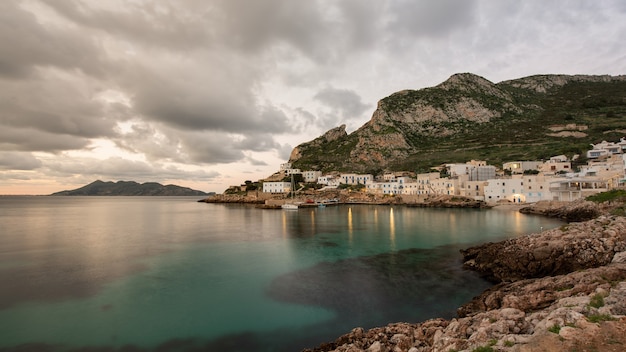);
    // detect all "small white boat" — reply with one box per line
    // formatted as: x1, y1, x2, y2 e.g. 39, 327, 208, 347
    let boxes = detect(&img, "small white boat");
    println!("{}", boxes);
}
281, 203, 299, 210
282, 174, 299, 210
